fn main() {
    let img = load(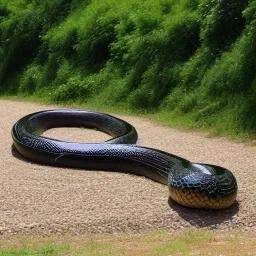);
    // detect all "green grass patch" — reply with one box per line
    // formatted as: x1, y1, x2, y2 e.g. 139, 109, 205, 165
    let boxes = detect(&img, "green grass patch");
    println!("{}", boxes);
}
0, 244, 69, 256
0, 229, 255, 256
154, 242, 190, 256
0, 239, 119, 256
